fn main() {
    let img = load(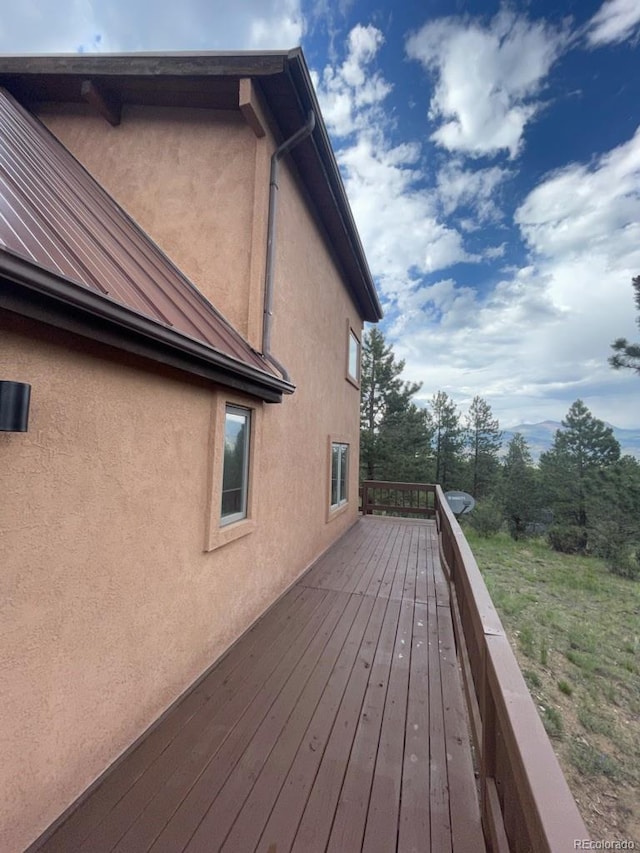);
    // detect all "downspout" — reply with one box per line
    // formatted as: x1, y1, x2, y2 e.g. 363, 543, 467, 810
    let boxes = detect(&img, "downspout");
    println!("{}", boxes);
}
262, 110, 316, 383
